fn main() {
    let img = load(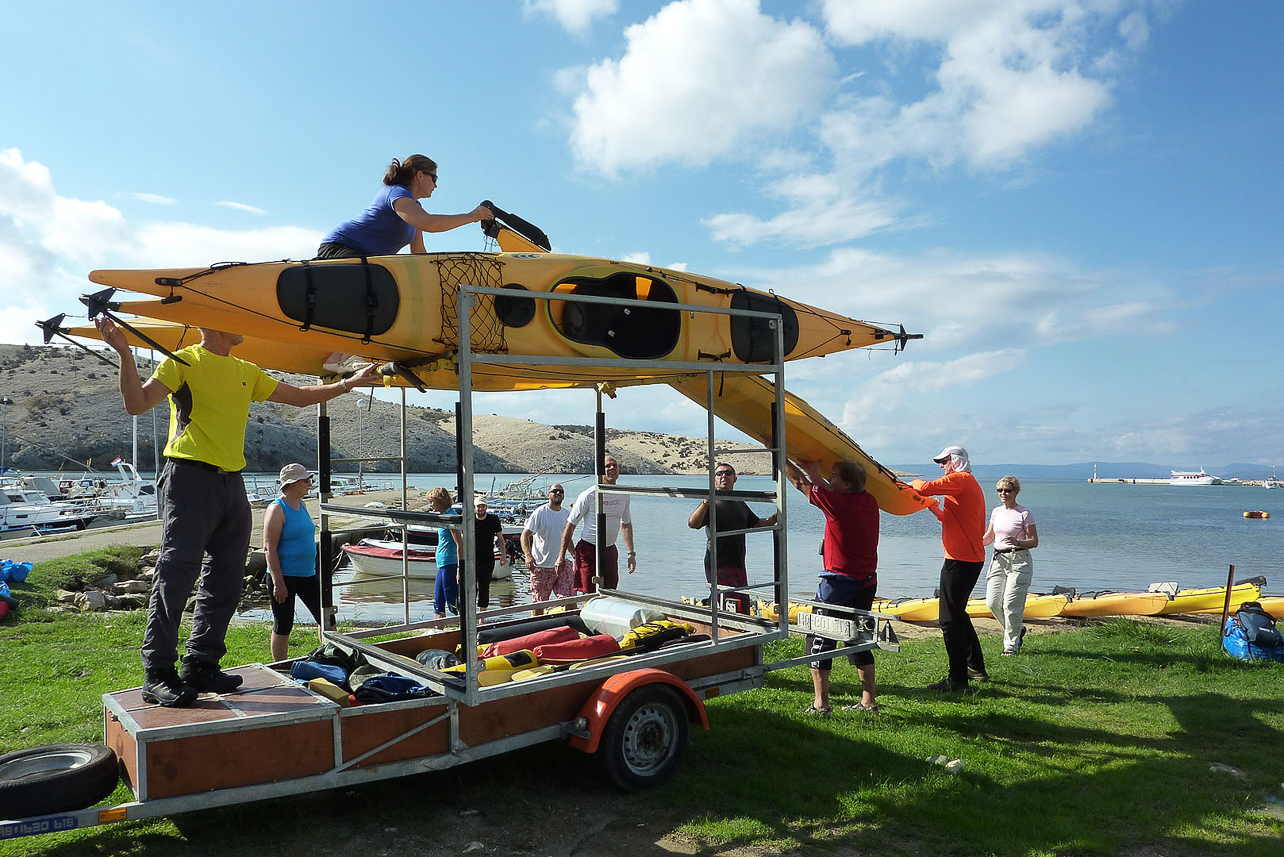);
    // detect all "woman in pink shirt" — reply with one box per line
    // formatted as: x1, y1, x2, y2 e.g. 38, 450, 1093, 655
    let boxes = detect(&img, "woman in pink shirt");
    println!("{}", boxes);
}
982, 476, 1039, 655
